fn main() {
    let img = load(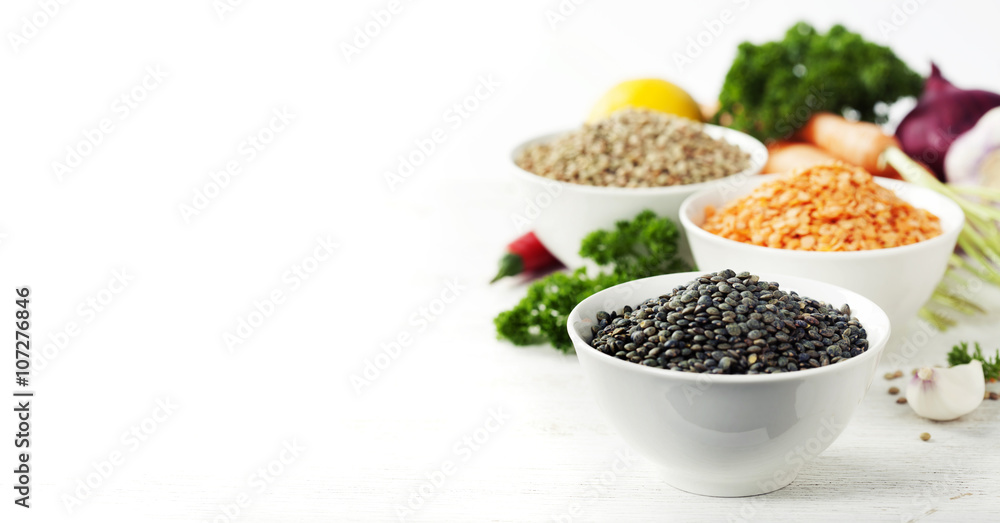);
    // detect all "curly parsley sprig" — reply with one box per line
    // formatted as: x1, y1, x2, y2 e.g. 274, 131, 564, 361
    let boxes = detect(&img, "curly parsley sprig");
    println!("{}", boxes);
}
494, 210, 690, 352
